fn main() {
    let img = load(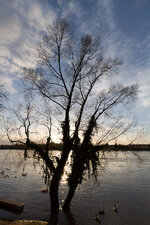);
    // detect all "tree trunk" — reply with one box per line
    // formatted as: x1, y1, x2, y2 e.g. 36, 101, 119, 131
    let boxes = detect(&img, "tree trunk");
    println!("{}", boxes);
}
63, 150, 87, 210
63, 187, 76, 210
50, 175, 59, 213
50, 147, 71, 213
